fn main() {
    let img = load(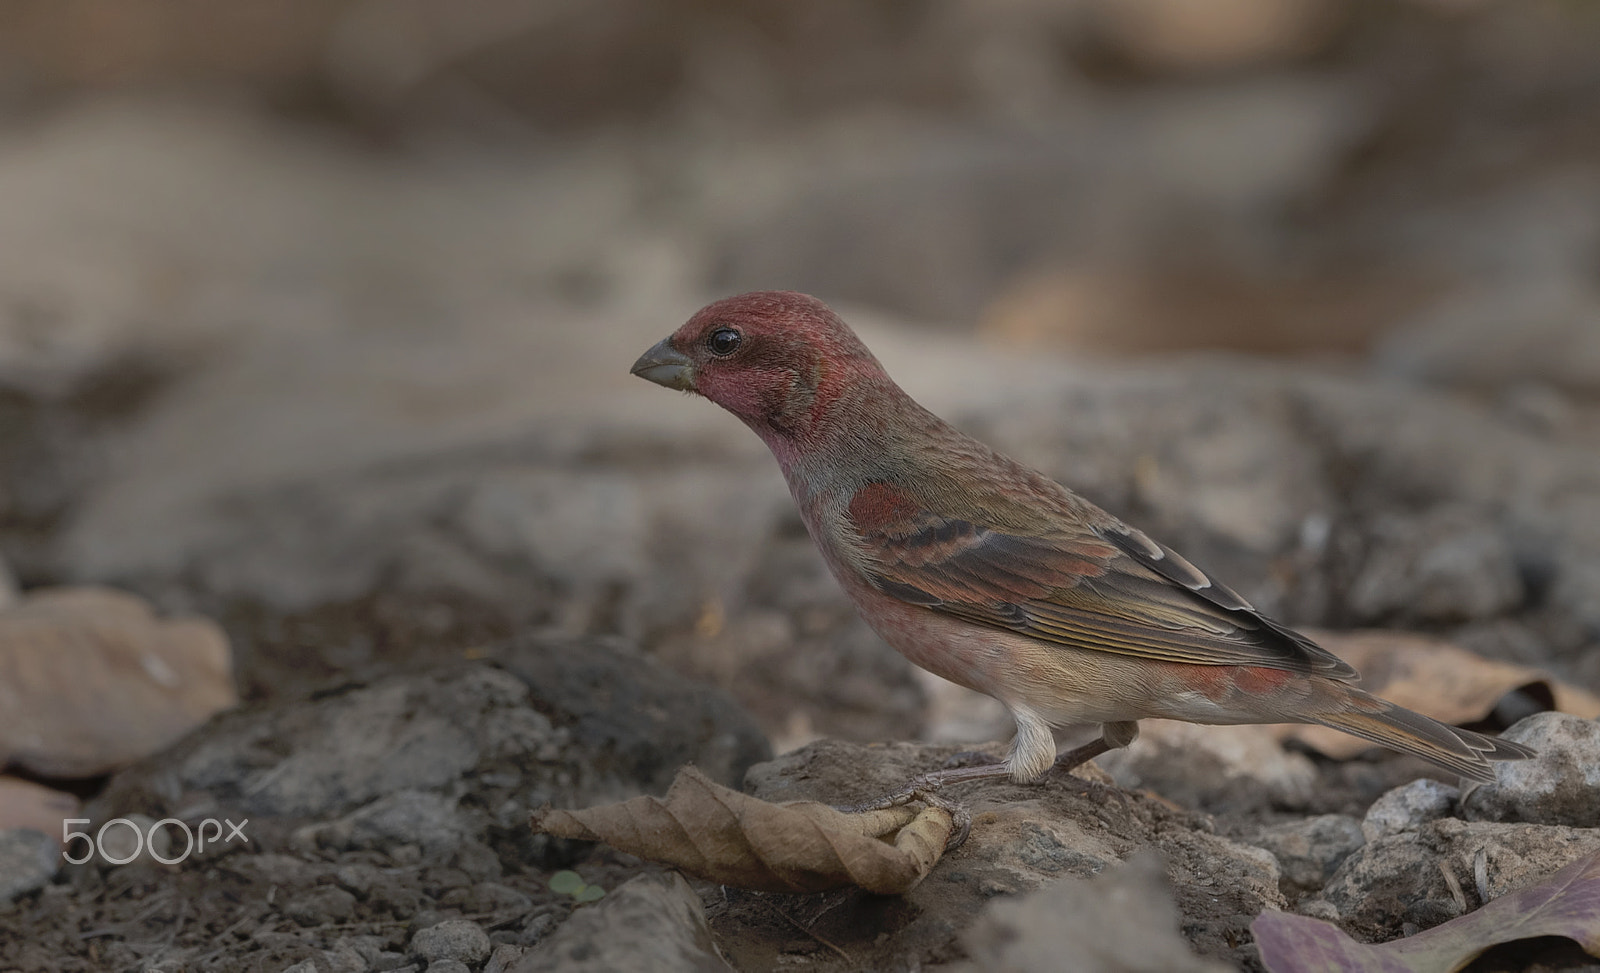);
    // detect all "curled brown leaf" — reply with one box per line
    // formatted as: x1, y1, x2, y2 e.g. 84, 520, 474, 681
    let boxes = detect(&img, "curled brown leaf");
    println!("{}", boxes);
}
531, 766, 953, 895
